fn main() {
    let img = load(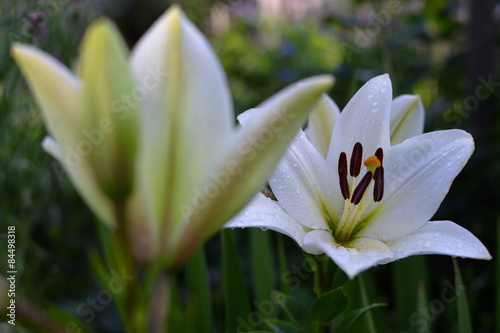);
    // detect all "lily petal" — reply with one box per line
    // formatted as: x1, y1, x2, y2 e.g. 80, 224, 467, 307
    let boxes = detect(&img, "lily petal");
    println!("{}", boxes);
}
302, 230, 393, 279
390, 94, 424, 145
11, 43, 82, 149
359, 129, 474, 241
79, 19, 139, 199
238, 107, 338, 229
266, 129, 339, 230
129, 5, 234, 230
42, 137, 115, 226
169, 75, 334, 265
305, 94, 340, 157
225, 193, 307, 246
384, 220, 492, 261
326, 74, 392, 169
